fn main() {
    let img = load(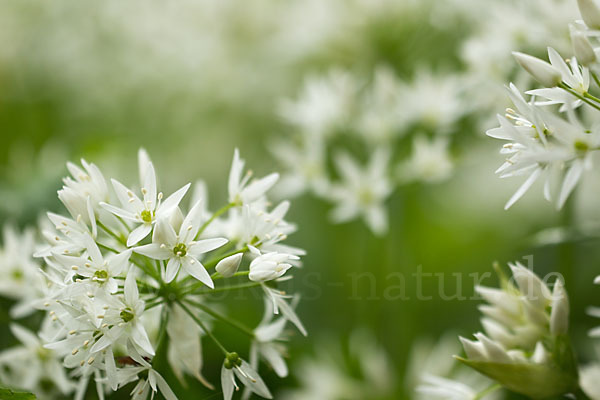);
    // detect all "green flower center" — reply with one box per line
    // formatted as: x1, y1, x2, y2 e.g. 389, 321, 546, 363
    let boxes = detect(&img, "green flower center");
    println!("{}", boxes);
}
11, 269, 23, 281
173, 243, 187, 257
120, 308, 135, 323
224, 352, 242, 369
575, 140, 589, 153
94, 270, 109, 281
141, 210, 153, 223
